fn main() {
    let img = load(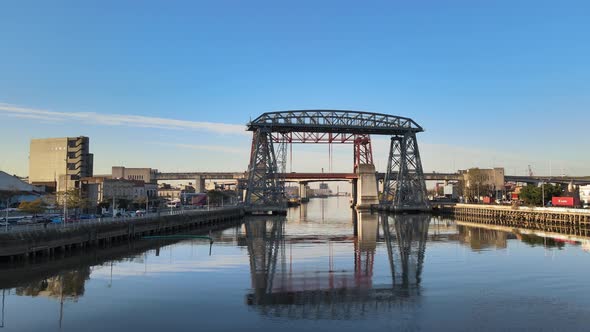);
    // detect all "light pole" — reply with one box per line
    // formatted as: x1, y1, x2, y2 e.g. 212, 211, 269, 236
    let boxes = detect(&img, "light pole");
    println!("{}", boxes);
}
1, 288, 5, 327
4, 198, 8, 232
181, 192, 184, 214
63, 158, 68, 227
541, 181, 545, 207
